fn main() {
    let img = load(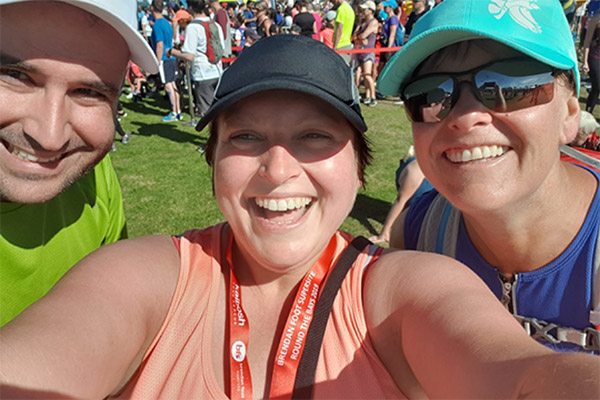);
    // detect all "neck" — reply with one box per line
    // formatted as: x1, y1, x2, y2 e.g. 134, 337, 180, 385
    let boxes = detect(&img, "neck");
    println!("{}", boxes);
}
230, 242, 319, 298
462, 164, 596, 274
